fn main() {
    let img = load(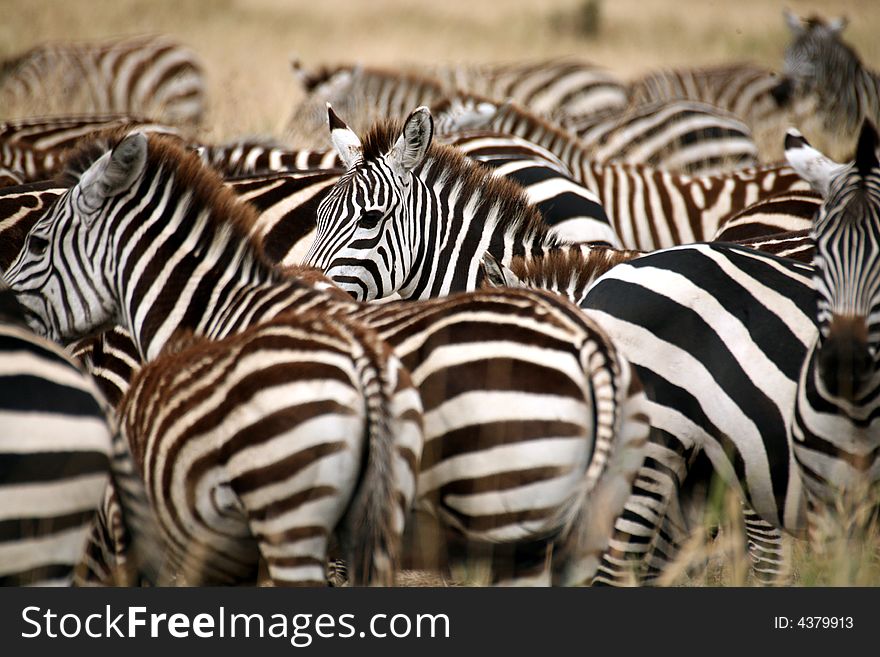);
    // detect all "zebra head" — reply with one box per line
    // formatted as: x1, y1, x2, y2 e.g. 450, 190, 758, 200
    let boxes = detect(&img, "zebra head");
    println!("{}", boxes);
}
305, 105, 433, 301
785, 121, 880, 400
775, 10, 849, 106
3, 131, 148, 343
